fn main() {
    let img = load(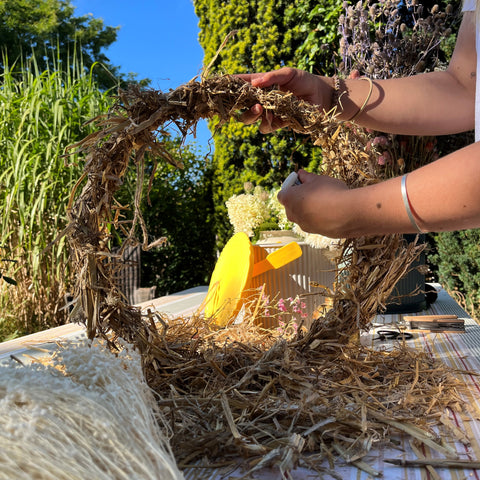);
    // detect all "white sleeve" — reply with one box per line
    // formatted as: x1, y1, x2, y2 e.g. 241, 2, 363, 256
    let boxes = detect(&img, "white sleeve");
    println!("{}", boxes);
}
462, 0, 480, 141
463, 0, 475, 12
